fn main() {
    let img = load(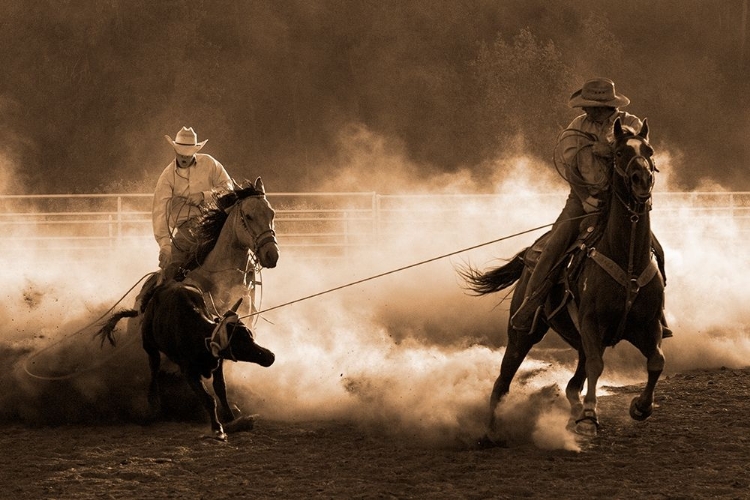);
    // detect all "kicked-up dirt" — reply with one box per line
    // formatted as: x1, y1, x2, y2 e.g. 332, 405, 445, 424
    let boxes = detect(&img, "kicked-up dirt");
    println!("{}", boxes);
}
1, 367, 749, 499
